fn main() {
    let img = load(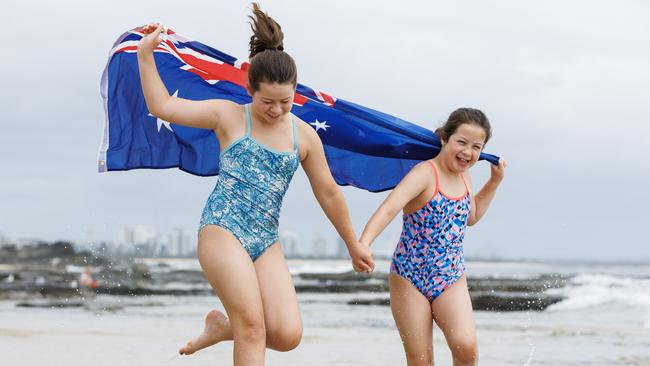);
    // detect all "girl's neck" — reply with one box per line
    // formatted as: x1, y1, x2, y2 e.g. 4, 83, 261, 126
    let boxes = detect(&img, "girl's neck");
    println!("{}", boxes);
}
433, 156, 461, 179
